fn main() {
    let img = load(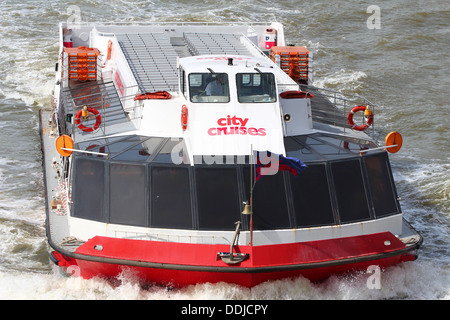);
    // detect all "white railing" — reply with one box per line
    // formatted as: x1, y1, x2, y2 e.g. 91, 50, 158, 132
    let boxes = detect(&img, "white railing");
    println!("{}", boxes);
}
301, 85, 378, 138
